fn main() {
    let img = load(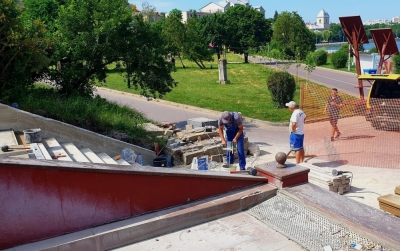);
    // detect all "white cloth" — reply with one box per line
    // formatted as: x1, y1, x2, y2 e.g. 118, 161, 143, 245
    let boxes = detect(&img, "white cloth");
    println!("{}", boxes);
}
289, 109, 306, 135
